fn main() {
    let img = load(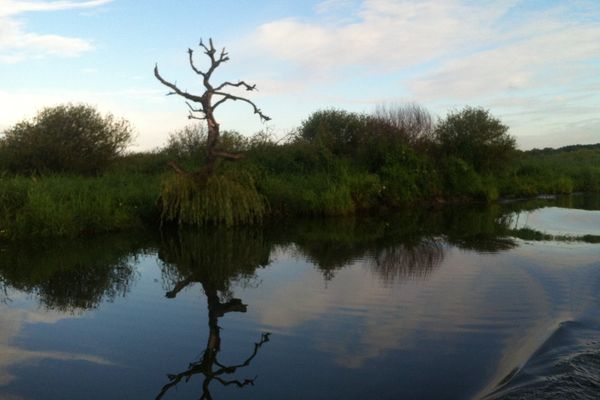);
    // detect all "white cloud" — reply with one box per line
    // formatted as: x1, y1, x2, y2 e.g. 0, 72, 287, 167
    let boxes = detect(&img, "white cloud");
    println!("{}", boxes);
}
248, 0, 600, 148
0, 0, 112, 17
253, 0, 514, 74
0, 0, 112, 62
